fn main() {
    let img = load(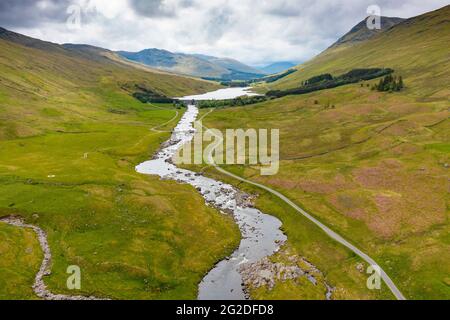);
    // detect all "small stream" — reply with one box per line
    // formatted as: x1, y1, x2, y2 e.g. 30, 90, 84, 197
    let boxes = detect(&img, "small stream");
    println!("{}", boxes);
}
136, 88, 286, 300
